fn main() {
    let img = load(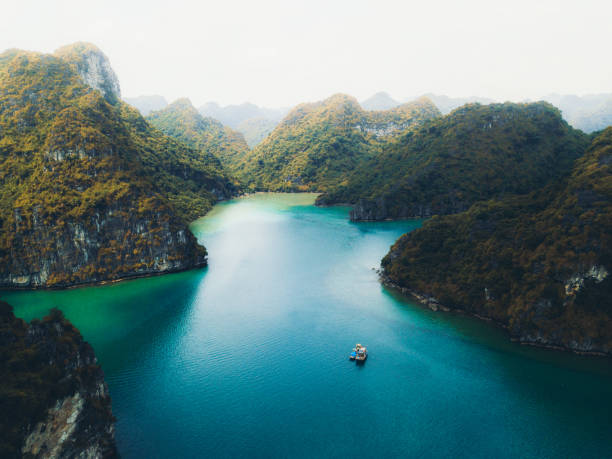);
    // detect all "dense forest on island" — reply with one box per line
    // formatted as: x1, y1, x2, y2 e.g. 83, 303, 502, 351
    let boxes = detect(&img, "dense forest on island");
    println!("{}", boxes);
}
381, 127, 612, 354
146, 98, 250, 173
317, 102, 589, 220
0, 43, 234, 288
236, 94, 441, 191
0, 40, 610, 357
